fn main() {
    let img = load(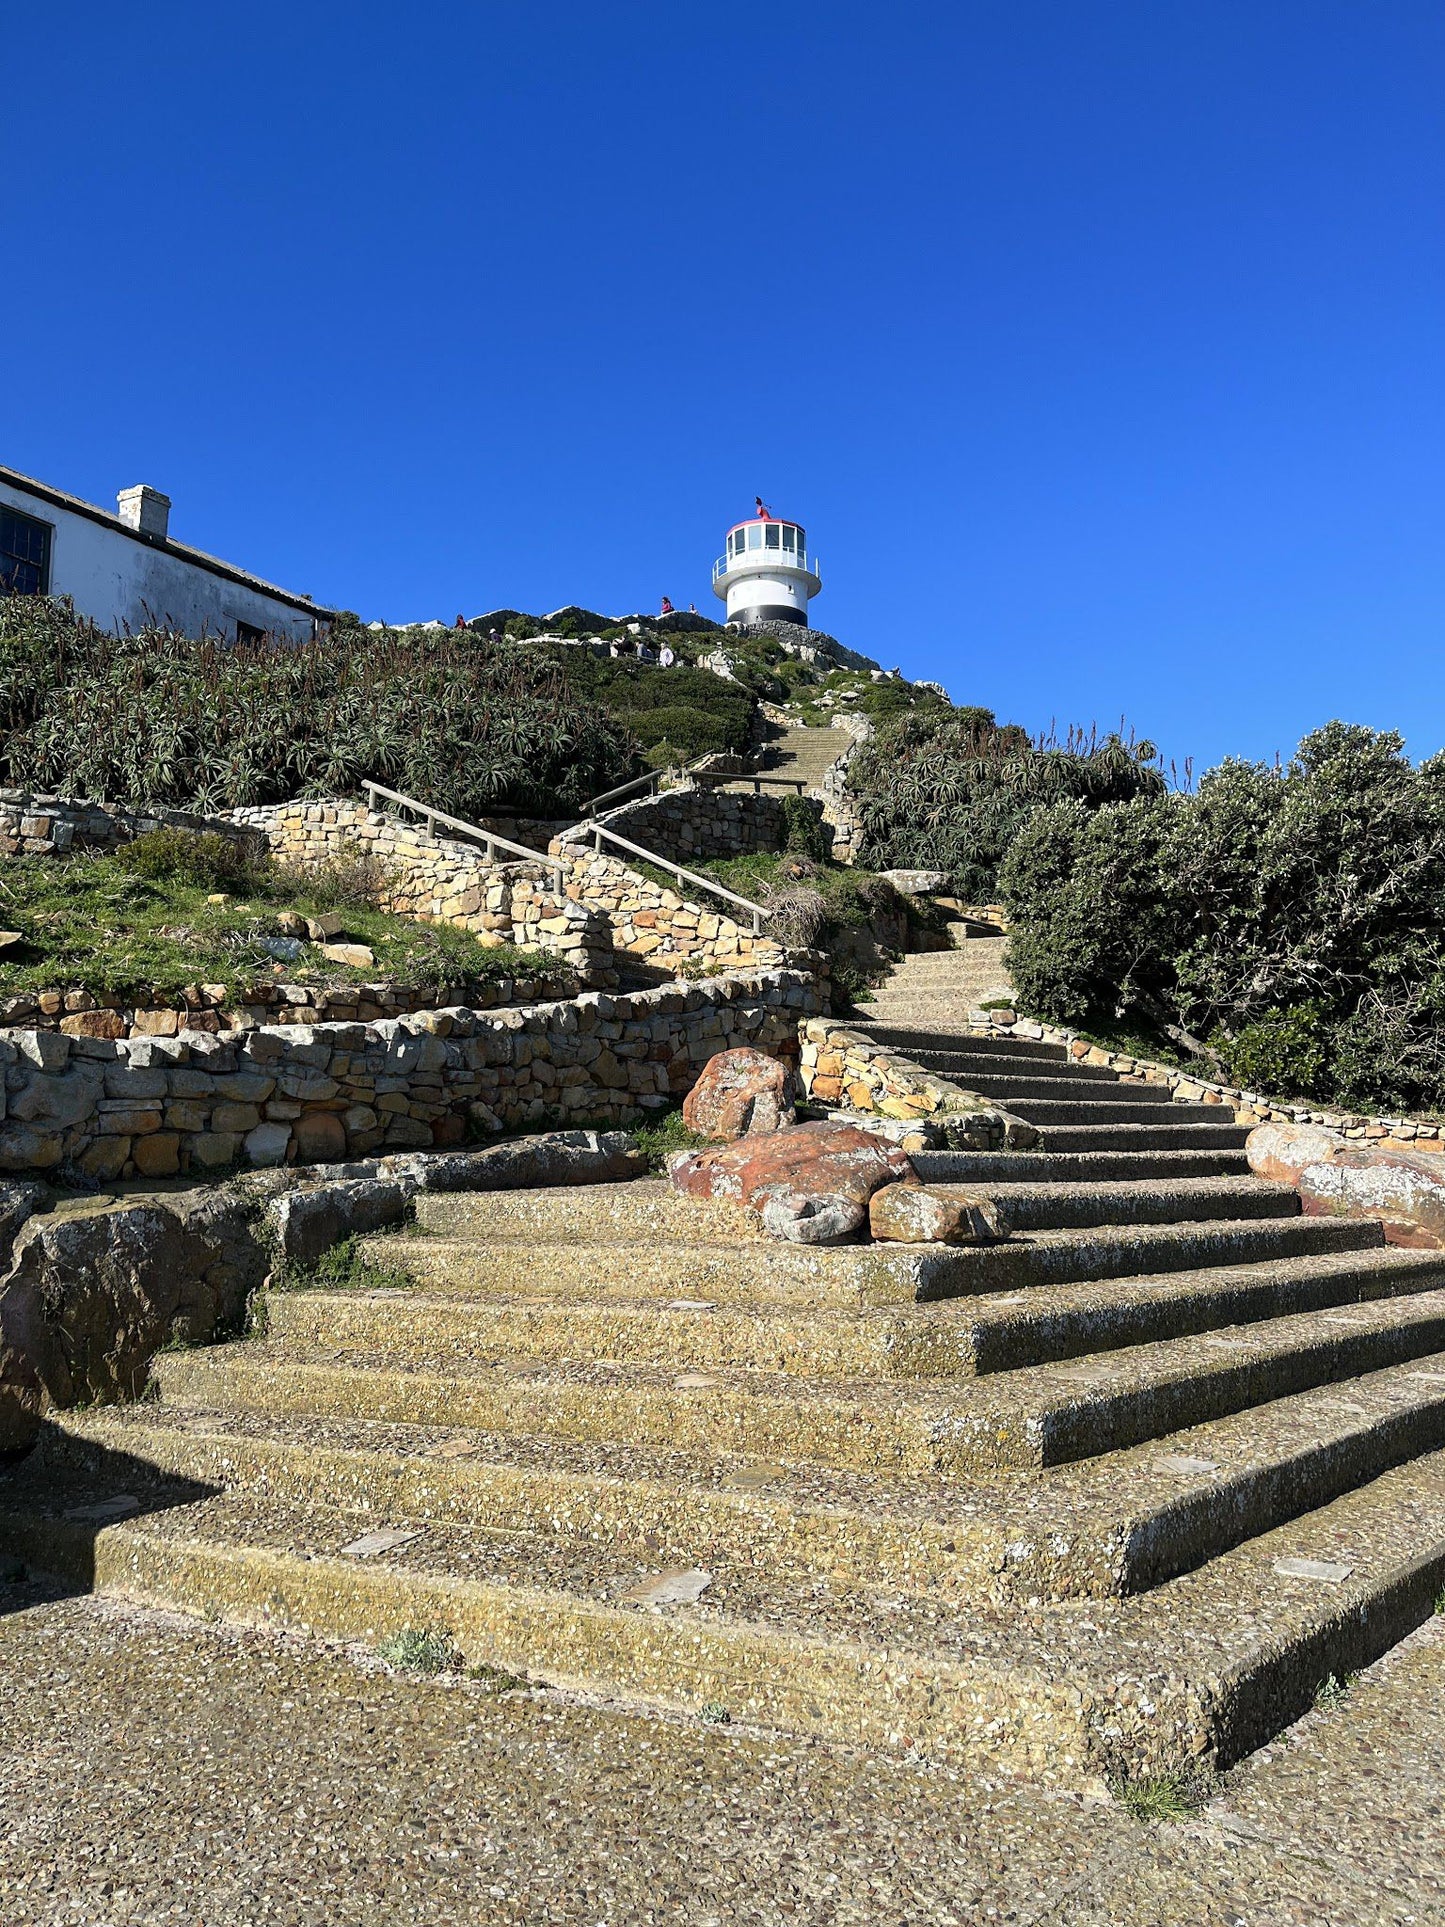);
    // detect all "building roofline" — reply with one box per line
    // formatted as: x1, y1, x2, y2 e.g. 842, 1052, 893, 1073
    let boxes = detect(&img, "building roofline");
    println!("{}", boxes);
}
0, 464, 337, 619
